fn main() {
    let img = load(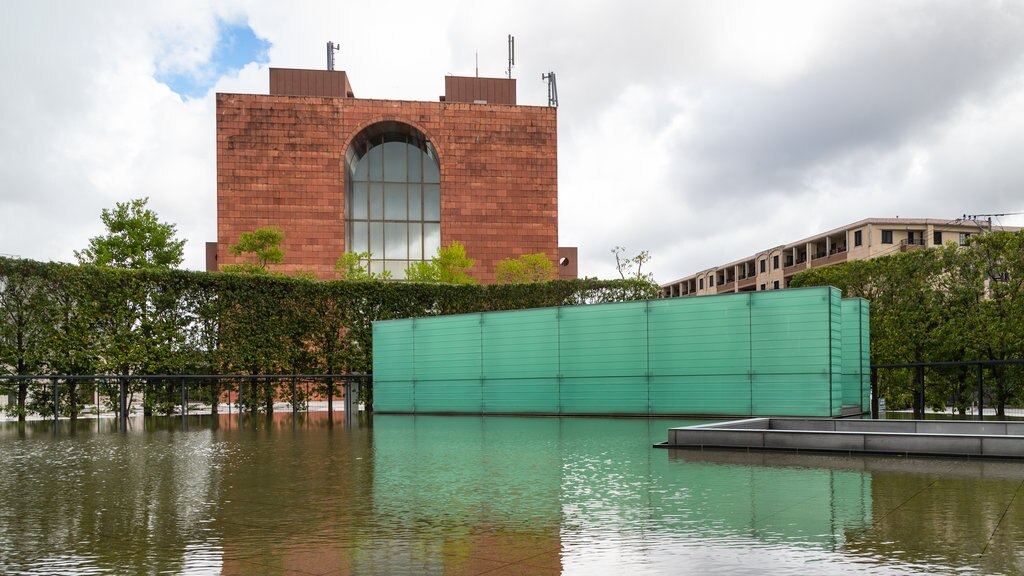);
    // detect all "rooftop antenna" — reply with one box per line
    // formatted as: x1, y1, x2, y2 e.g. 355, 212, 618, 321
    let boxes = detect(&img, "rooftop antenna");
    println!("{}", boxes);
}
542, 72, 558, 107
507, 34, 515, 79
327, 41, 340, 71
